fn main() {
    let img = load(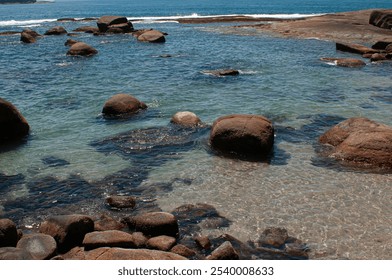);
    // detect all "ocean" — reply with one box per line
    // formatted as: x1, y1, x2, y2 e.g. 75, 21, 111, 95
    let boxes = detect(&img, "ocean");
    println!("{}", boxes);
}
1, 0, 392, 259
